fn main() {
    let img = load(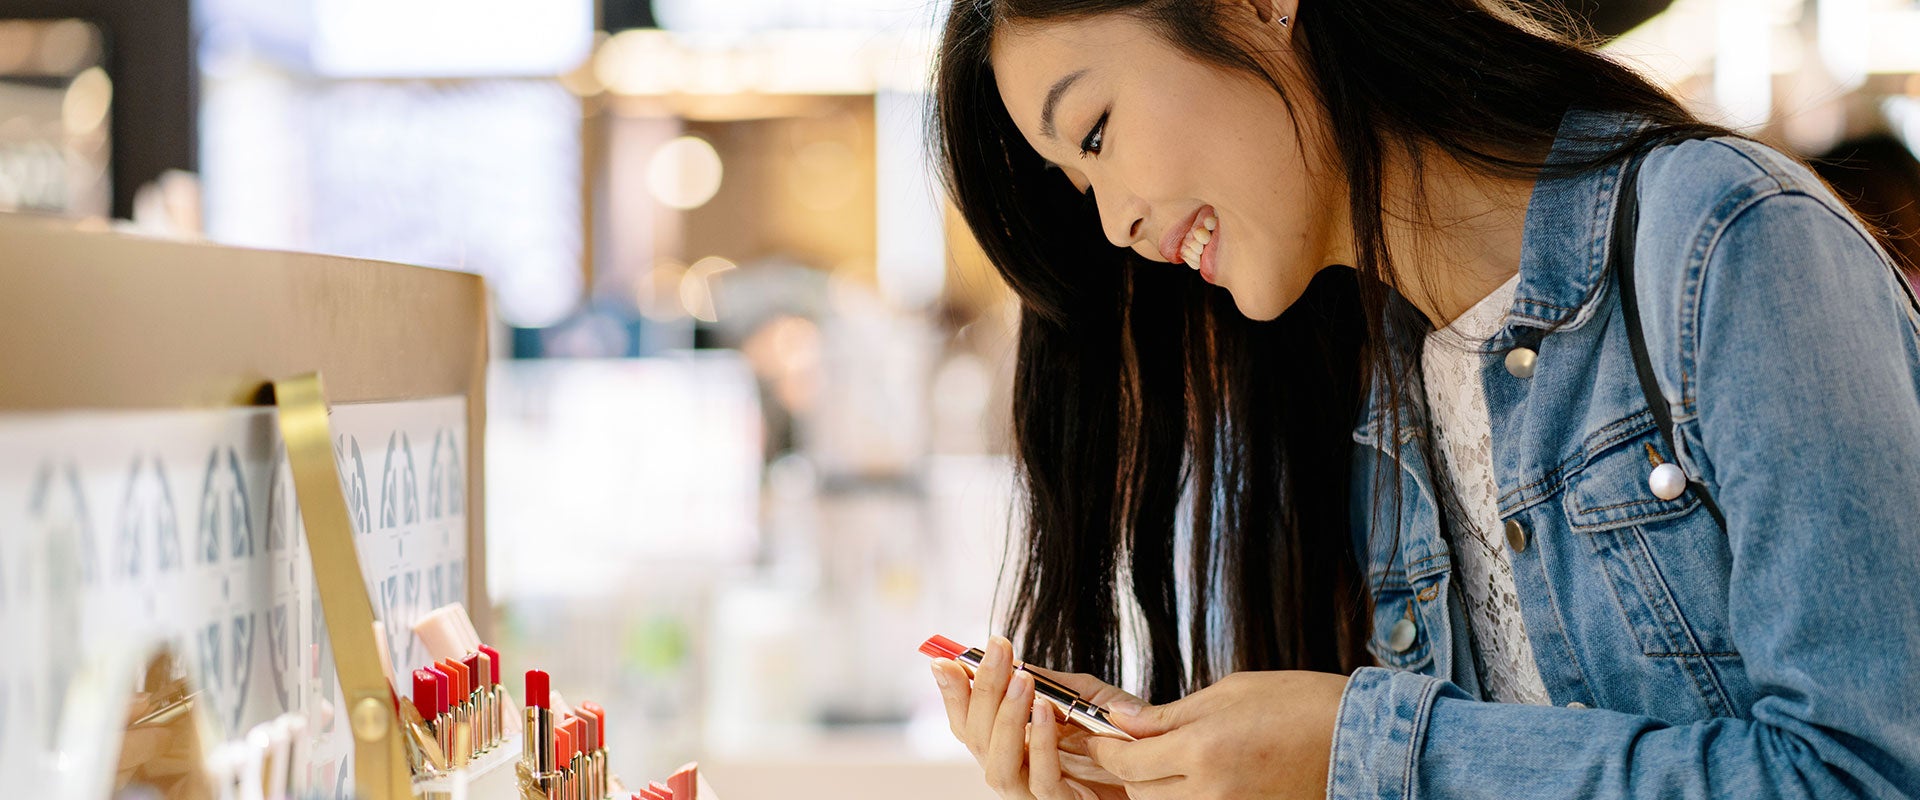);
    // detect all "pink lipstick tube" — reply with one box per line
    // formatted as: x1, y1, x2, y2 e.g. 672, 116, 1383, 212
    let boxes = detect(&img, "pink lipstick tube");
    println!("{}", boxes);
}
578, 701, 608, 800
480, 644, 517, 741
920, 635, 1135, 741
466, 651, 494, 750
